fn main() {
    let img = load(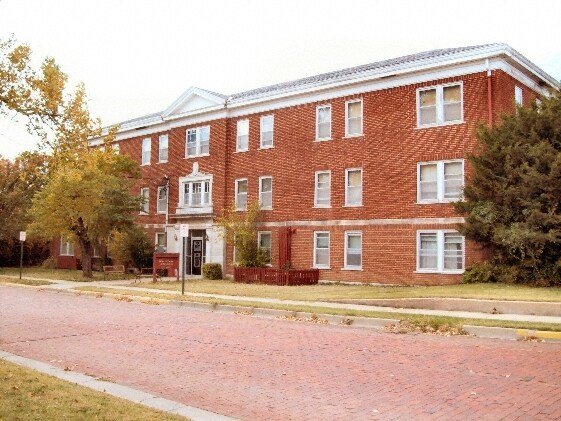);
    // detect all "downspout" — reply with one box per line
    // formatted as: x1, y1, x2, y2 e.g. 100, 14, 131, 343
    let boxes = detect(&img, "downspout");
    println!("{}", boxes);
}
486, 59, 493, 127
